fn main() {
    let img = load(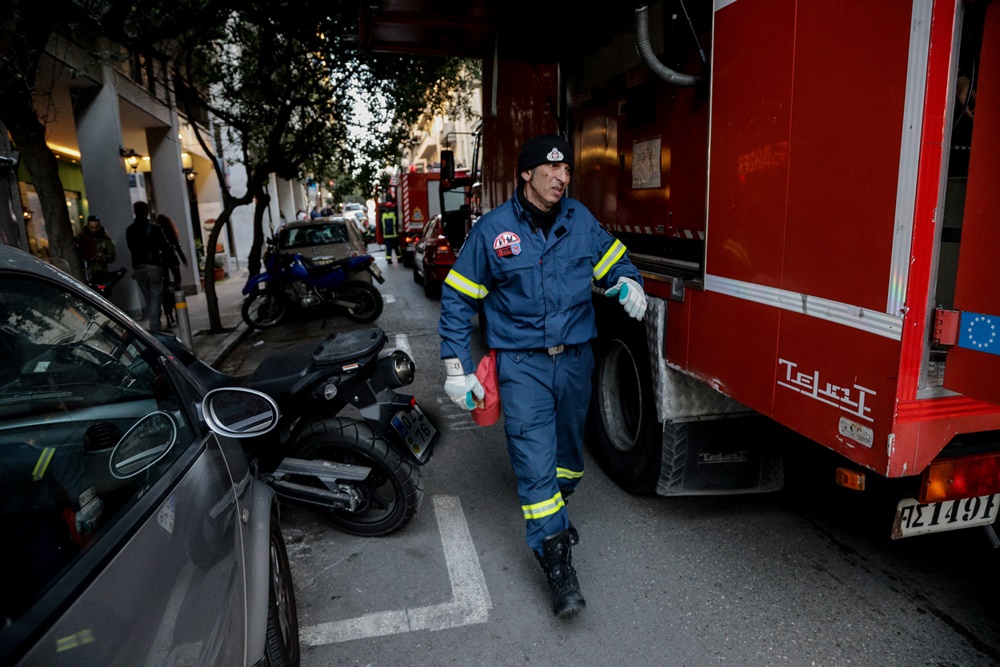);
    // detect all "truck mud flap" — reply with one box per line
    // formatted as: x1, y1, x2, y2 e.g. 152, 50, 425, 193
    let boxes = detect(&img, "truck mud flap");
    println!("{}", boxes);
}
656, 415, 784, 495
